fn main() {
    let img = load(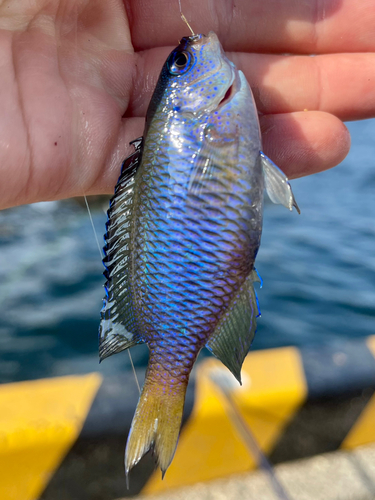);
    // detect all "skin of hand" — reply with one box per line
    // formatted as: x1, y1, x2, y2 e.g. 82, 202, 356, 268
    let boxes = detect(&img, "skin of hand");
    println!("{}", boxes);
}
0, 0, 375, 210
